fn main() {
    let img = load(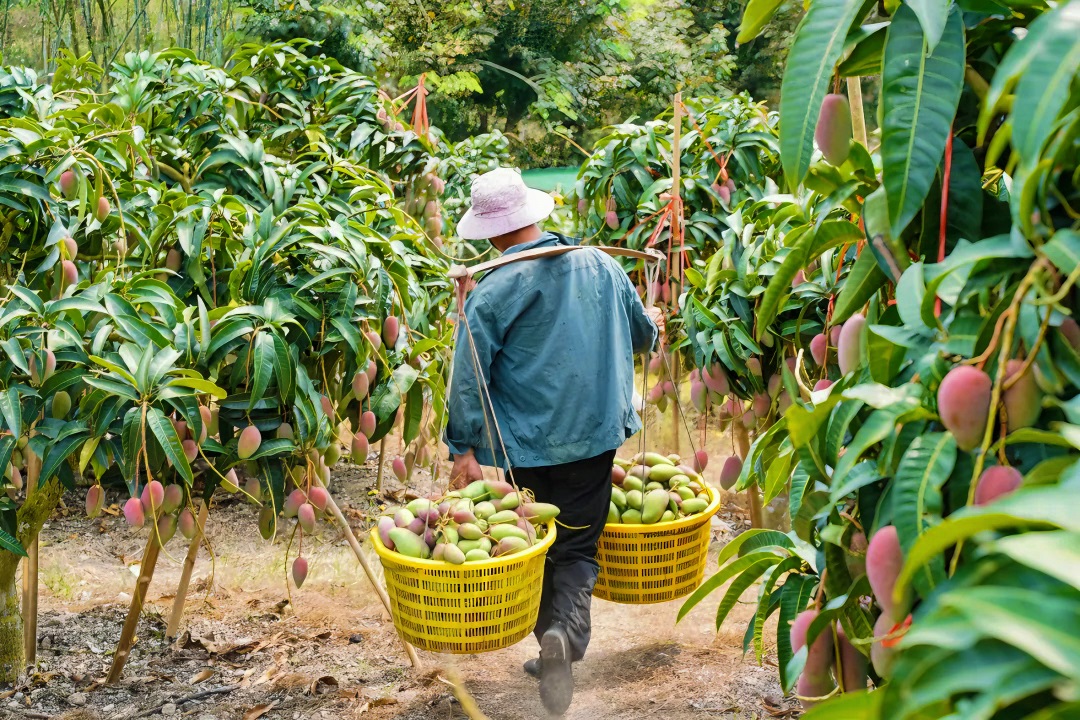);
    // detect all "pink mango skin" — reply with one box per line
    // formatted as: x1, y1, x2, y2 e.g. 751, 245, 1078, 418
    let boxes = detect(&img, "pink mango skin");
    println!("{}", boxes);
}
837, 313, 866, 375
866, 525, 904, 621
1003, 359, 1041, 431
810, 333, 827, 366
791, 609, 836, 708
835, 623, 868, 693
974, 465, 1022, 506
937, 366, 991, 451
